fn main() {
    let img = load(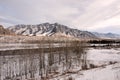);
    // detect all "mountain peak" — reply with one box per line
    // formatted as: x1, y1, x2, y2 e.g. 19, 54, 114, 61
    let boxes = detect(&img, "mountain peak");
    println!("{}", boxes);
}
92, 32, 120, 39
8, 23, 97, 39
